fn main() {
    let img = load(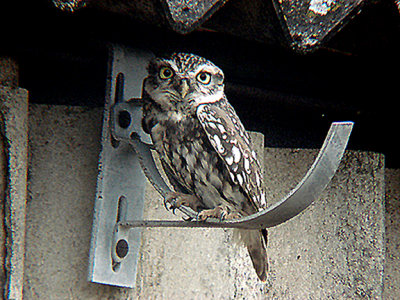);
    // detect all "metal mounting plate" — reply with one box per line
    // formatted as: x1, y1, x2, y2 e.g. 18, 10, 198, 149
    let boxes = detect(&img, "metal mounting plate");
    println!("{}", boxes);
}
87, 46, 153, 288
